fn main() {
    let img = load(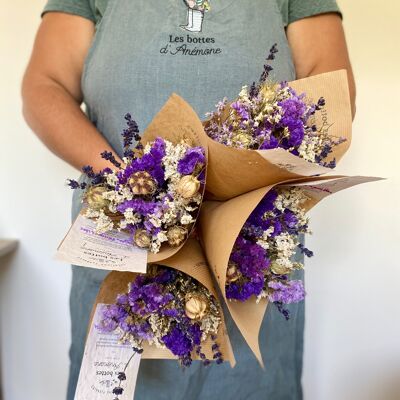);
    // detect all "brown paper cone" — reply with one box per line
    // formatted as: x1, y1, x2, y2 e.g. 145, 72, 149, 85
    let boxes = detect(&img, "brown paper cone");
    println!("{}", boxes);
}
89, 238, 236, 367
140, 94, 209, 263
199, 175, 383, 366
204, 70, 353, 200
